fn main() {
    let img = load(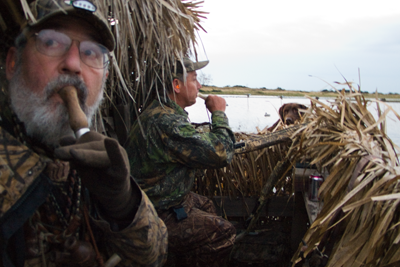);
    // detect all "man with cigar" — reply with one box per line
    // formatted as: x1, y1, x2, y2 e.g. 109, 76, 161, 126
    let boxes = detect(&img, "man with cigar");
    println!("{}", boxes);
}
0, 0, 166, 266
125, 57, 236, 266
